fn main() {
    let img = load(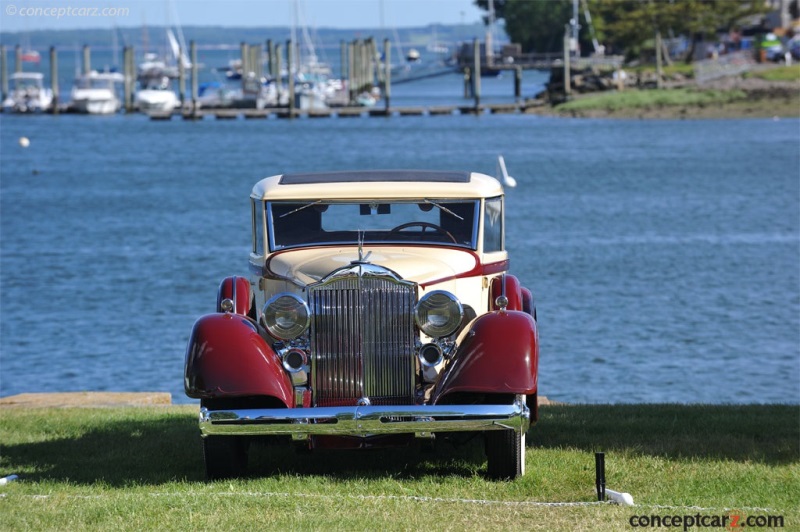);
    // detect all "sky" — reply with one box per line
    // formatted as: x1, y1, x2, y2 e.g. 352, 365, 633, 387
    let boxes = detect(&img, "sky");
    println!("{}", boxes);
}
0, 0, 487, 31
